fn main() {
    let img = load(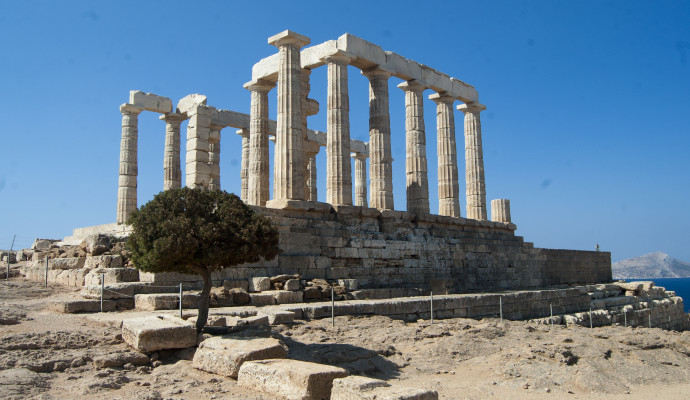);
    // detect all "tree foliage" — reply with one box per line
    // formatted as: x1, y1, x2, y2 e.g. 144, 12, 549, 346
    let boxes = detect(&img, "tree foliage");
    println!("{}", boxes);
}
126, 188, 280, 331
